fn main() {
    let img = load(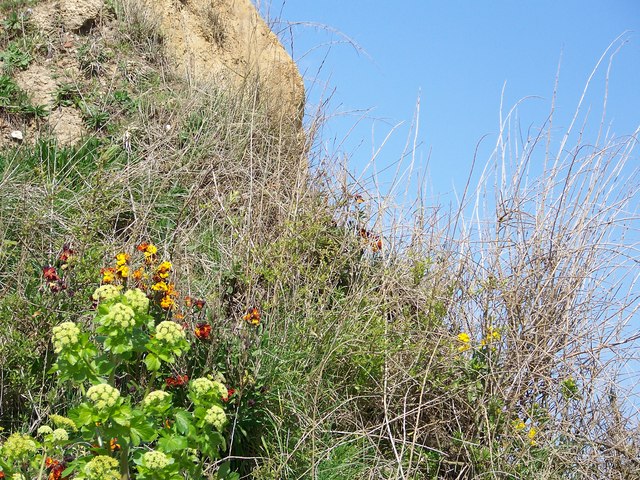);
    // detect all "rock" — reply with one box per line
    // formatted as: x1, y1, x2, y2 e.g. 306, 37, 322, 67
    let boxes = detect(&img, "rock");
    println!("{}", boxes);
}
10, 130, 23, 141
140, 0, 305, 131
61, 0, 104, 31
